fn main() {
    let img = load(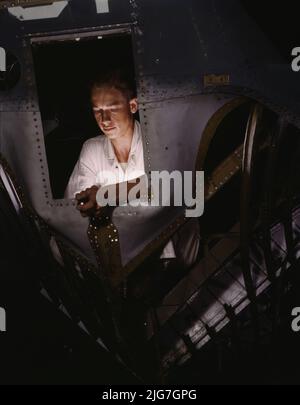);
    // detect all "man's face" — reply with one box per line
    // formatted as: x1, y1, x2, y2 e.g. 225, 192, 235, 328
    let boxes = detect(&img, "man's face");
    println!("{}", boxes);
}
91, 85, 138, 140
